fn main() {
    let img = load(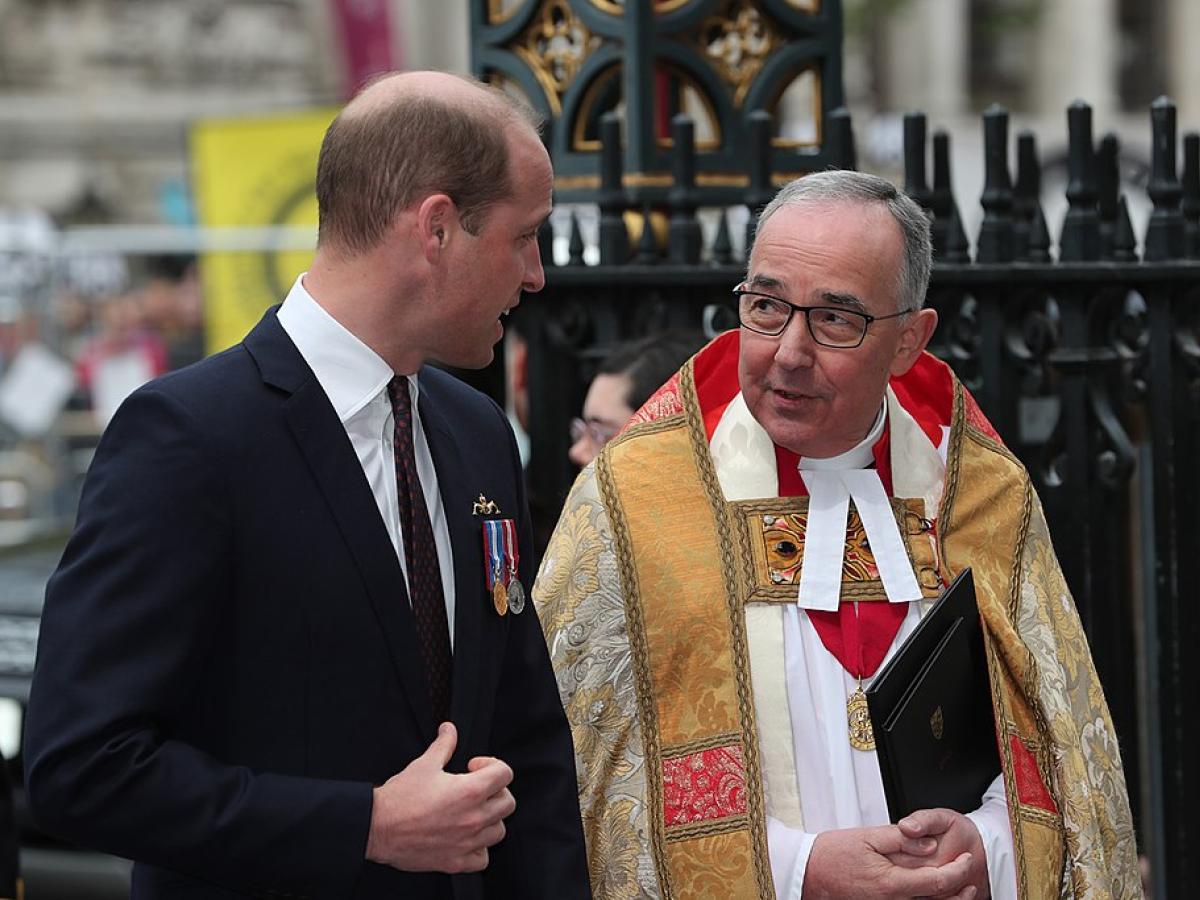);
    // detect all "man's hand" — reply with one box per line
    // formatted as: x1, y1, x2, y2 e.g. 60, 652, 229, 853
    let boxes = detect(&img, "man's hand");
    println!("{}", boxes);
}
888, 808, 991, 898
802, 823, 978, 899
365, 722, 516, 874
